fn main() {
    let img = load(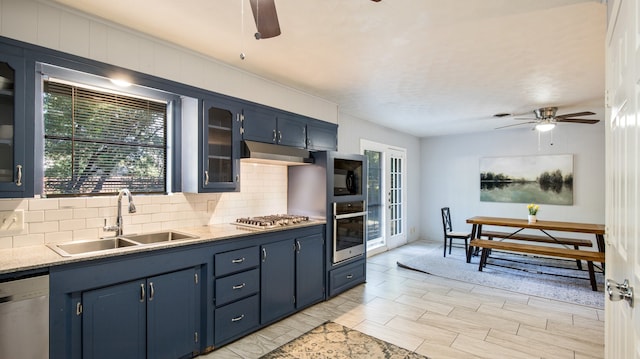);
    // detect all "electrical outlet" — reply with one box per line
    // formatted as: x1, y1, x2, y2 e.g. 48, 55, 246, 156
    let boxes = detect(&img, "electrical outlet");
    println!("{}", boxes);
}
0, 209, 24, 232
